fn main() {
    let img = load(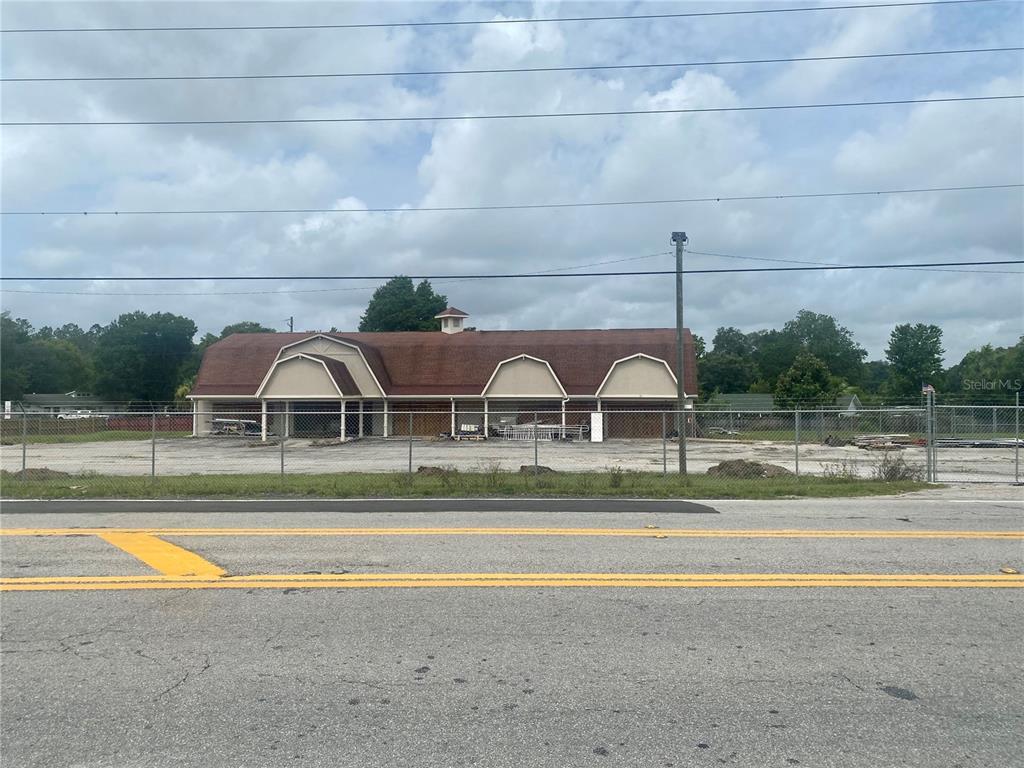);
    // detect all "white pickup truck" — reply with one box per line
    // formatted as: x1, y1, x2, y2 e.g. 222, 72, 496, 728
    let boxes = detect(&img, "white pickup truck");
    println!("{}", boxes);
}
56, 410, 98, 420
